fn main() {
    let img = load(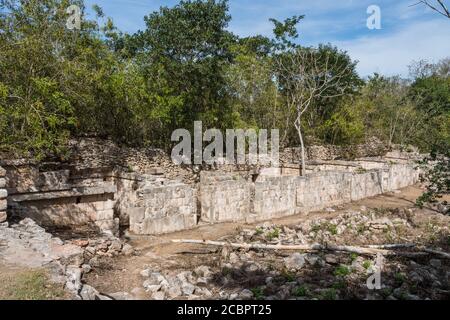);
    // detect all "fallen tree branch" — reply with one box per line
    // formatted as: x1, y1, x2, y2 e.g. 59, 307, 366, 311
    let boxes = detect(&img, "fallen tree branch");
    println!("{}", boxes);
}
423, 248, 450, 259
172, 239, 392, 256
366, 244, 416, 249
172, 240, 450, 259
